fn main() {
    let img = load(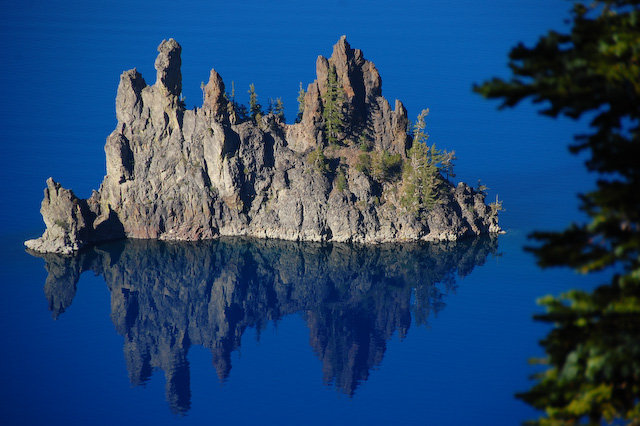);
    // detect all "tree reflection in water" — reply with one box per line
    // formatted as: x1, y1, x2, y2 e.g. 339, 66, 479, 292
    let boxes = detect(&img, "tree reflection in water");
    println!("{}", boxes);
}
31, 236, 498, 413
